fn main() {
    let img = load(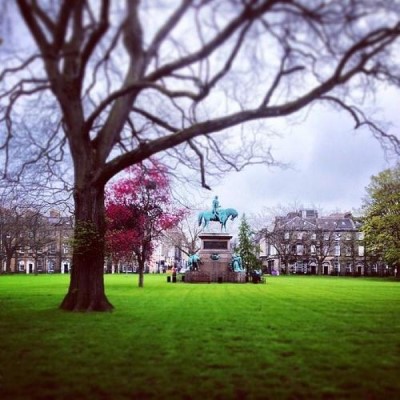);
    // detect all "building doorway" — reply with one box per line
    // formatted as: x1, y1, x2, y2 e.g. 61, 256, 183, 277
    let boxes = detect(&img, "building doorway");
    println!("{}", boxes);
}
62, 263, 70, 274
